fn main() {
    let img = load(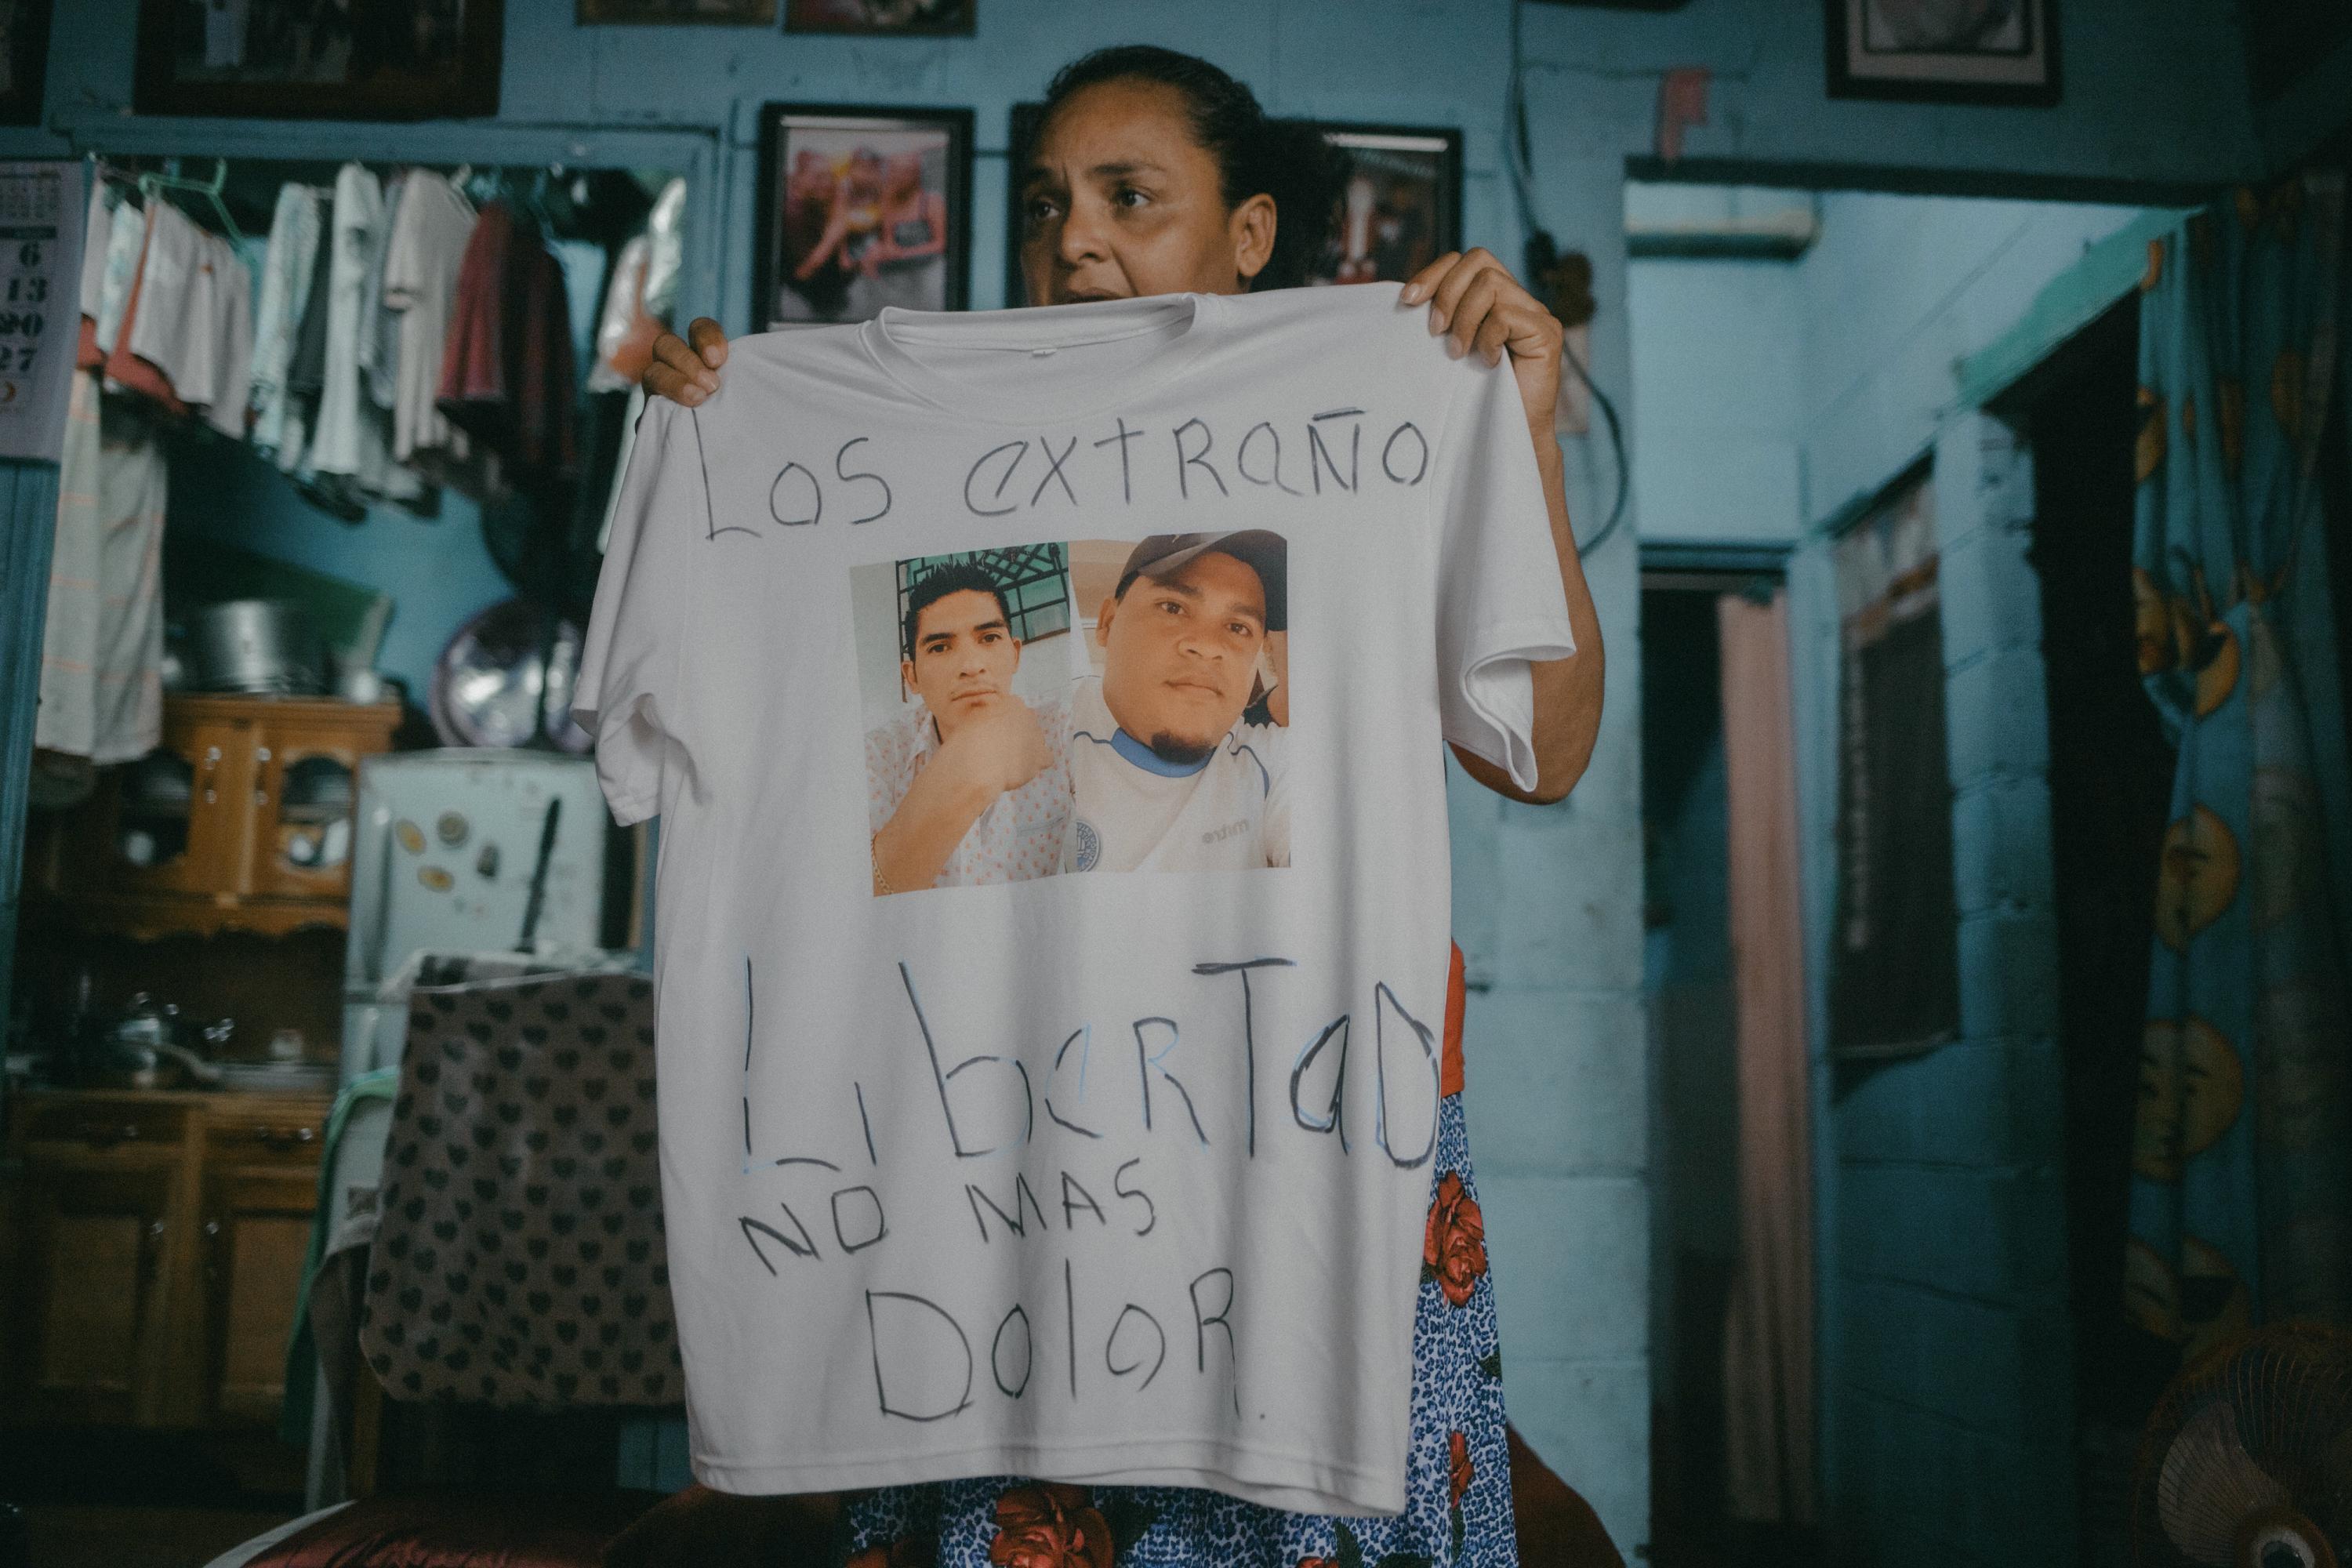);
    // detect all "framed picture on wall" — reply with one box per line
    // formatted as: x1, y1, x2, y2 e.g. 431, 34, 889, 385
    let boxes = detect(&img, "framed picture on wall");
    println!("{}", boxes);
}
577, 0, 776, 22
1001, 108, 1464, 307
0, 0, 53, 126
1308, 123, 1462, 287
755, 103, 974, 328
134, 0, 503, 118
1824, 0, 2060, 105
785, 0, 971, 34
